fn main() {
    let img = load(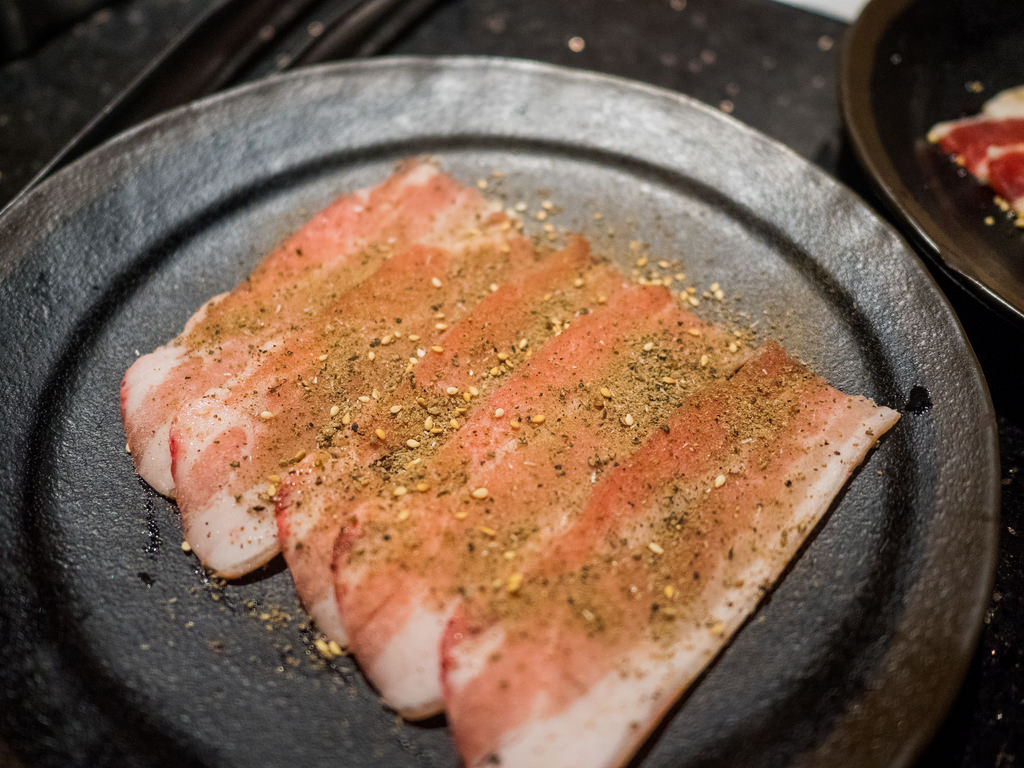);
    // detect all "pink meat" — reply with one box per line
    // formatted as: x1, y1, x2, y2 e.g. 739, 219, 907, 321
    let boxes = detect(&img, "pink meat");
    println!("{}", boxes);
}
441, 342, 899, 768
275, 237, 610, 639
987, 145, 1024, 215
167, 212, 530, 578
121, 161, 492, 498
928, 117, 1024, 181
330, 283, 751, 717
